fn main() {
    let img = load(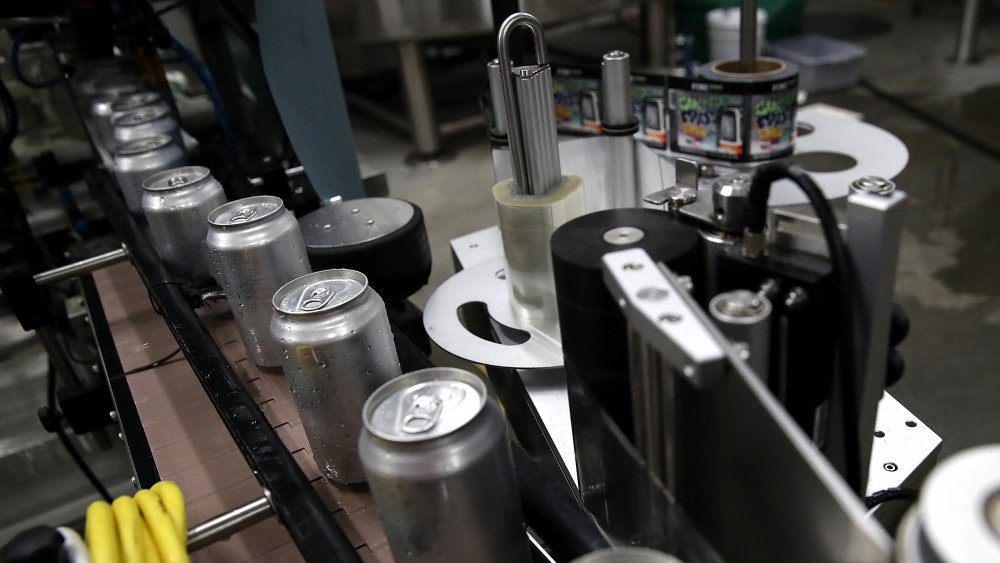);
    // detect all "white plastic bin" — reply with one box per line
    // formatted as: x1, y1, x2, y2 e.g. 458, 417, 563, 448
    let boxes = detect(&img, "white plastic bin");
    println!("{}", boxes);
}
766, 34, 867, 92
